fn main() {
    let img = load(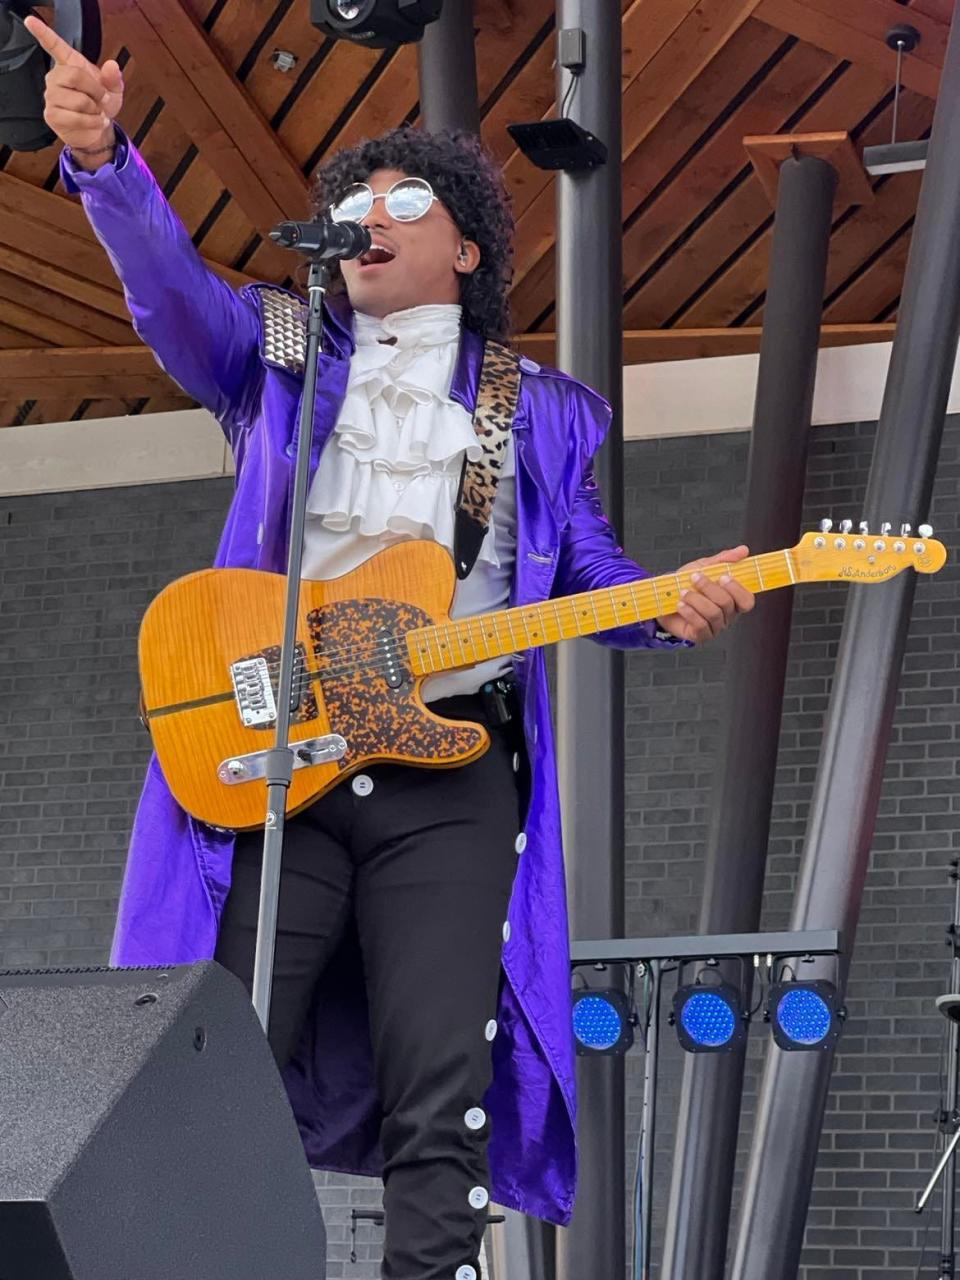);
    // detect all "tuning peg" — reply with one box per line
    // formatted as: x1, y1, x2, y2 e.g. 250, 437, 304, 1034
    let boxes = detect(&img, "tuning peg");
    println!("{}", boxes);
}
840, 519, 853, 534
880, 522, 892, 536
918, 523, 933, 538
859, 521, 870, 535
819, 518, 833, 533
900, 522, 912, 536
